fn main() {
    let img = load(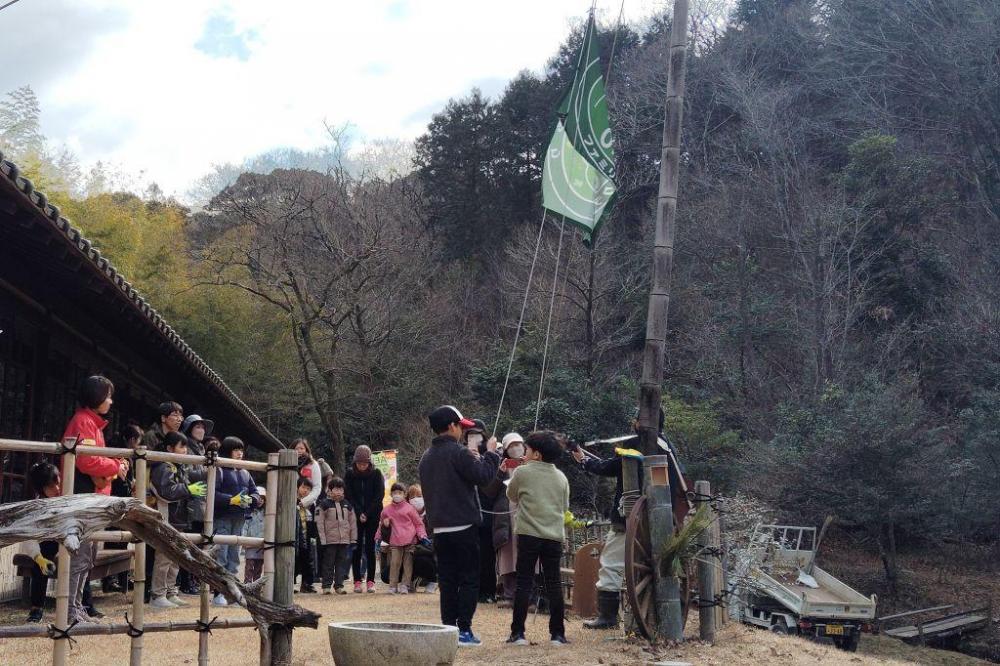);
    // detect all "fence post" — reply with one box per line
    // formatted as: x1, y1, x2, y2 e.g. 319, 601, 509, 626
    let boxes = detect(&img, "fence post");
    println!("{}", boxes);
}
644, 455, 683, 642
199, 455, 218, 666
695, 480, 717, 643
130, 446, 148, 666
53, 437, 77, 666
267, 449, 298, 665
259, 452, 280, 665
